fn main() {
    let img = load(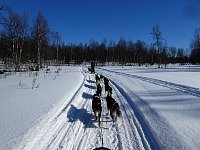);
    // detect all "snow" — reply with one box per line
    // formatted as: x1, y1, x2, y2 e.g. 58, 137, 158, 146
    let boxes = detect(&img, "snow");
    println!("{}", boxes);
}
104, 65, 200, 89
0, 65, 200, 150
0, 66, 84, 150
